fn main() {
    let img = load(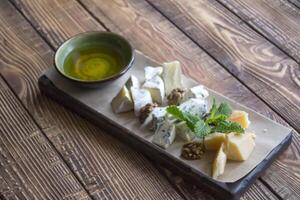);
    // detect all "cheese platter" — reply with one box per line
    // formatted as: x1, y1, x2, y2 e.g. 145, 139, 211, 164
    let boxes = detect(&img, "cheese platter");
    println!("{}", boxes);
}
39, 50, 292, 199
